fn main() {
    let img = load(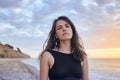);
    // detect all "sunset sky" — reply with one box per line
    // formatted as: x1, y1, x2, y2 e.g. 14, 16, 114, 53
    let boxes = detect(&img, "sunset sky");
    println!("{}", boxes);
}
0, 0, 120, 58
